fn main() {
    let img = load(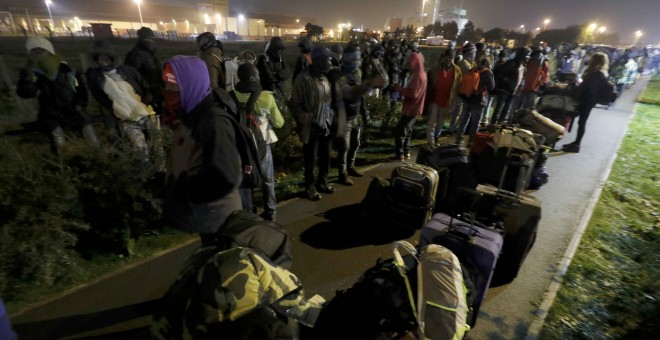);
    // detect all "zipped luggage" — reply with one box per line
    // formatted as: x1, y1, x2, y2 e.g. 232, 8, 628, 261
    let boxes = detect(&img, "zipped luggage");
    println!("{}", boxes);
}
388, 163, 439, 229
462, 184, 541, 286
512, 109, 565, 146
416, 144, 477, 214
419, 213, 503, 326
